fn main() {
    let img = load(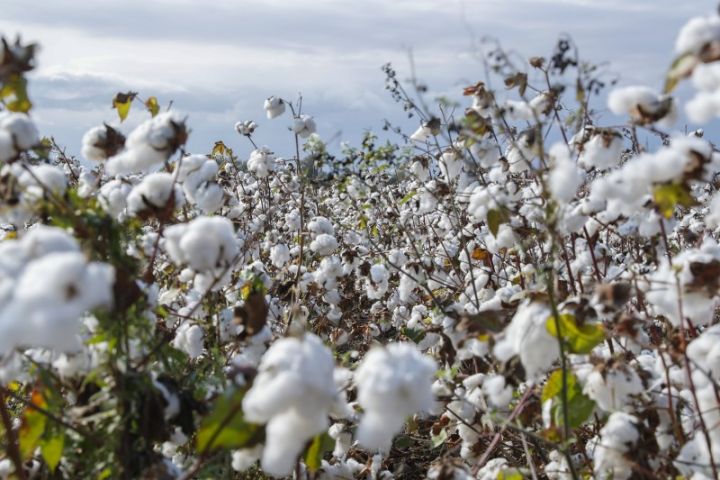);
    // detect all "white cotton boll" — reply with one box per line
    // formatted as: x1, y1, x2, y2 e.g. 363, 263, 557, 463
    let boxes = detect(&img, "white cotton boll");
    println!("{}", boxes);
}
493, 302, 559, 380
77, 170, 98, 198
98, 179, 131, 218
126, 172, 185, 216
310, 233, 338, 256
355, 343, 437, 452
247, 147, 275, 178
292, 115, 316, 139
687, 325, 720, 384
264, 96, 286, 119
476, 458, 508, 480
0, 112, 39, 151
242, 334, 340, 477
178, 156, 223, 213
231, 444, 262, 472
366, 264, 389, 300
410, 158, 429, 181
607, 86, 675, 126
18, 164, 67, 197
548, 143, 584, 203
410, 124, 433, 142
578, 131, 624, 170
81, 125, 121, 162
675, 16, 720, 55
105, 112, 186, 175
583, 365, 643, 412
164, 216, 238, 272
686, 62, 720, 123
439, 150, 462, 182
593, 412, 639, 480
21, 224, 79, 259
270, 244, 290, 268
308, 216, 334, 235
0, 252, 114, 354
482, 374, 513, 409
504, 99, 535, 120
171, 322, 204, 358
235, 120, 257, 136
